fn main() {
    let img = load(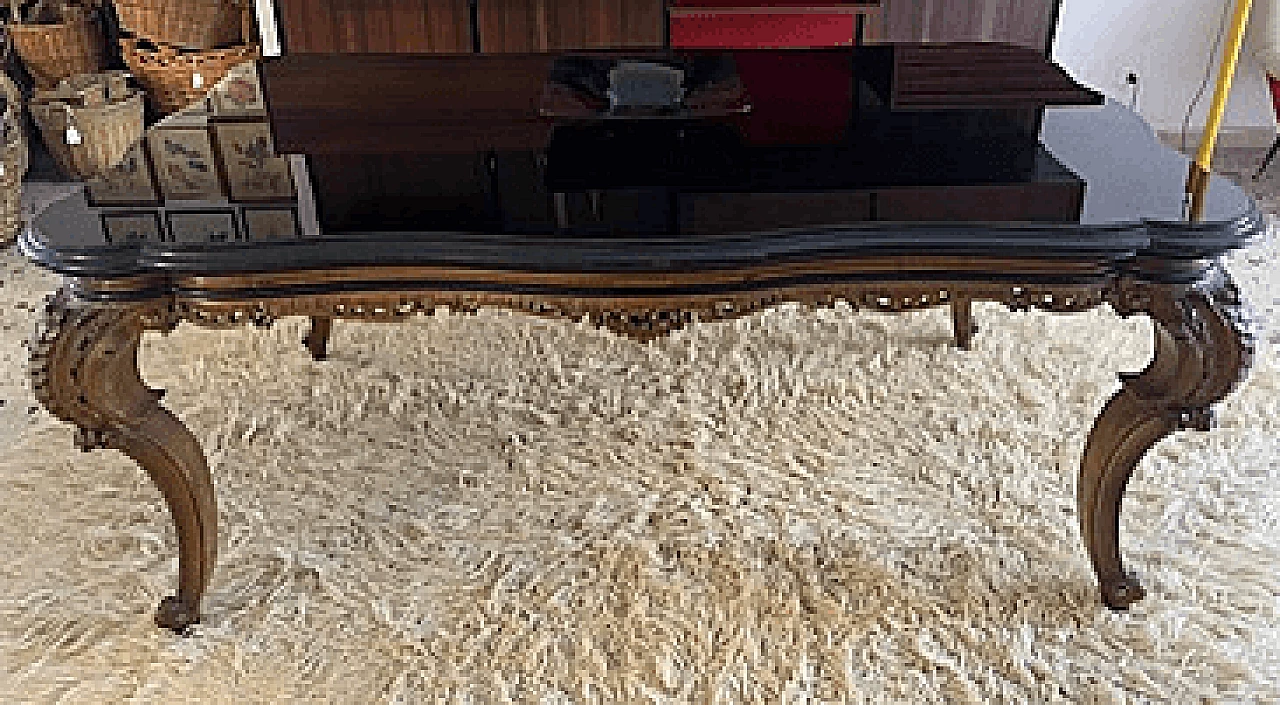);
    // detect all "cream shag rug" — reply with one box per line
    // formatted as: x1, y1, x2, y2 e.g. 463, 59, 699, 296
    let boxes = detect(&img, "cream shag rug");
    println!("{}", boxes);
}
0, 192, 1278, 703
